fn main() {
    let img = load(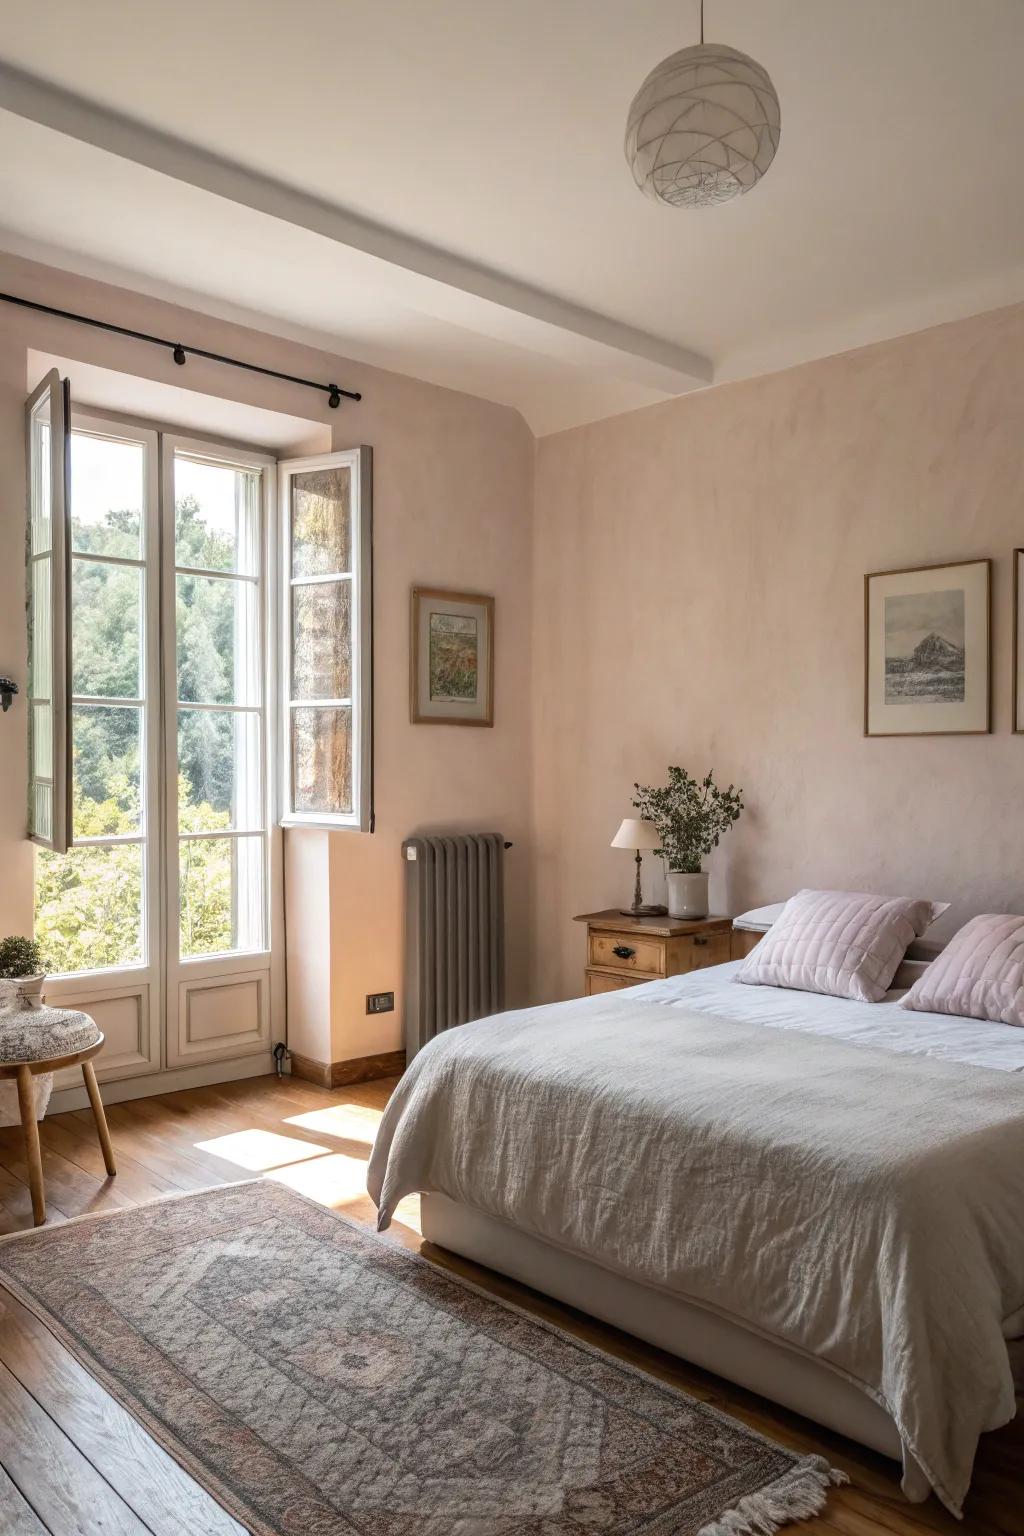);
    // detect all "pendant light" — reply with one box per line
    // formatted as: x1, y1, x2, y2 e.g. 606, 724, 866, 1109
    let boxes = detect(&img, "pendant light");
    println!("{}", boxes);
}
625, 1, 781, 208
